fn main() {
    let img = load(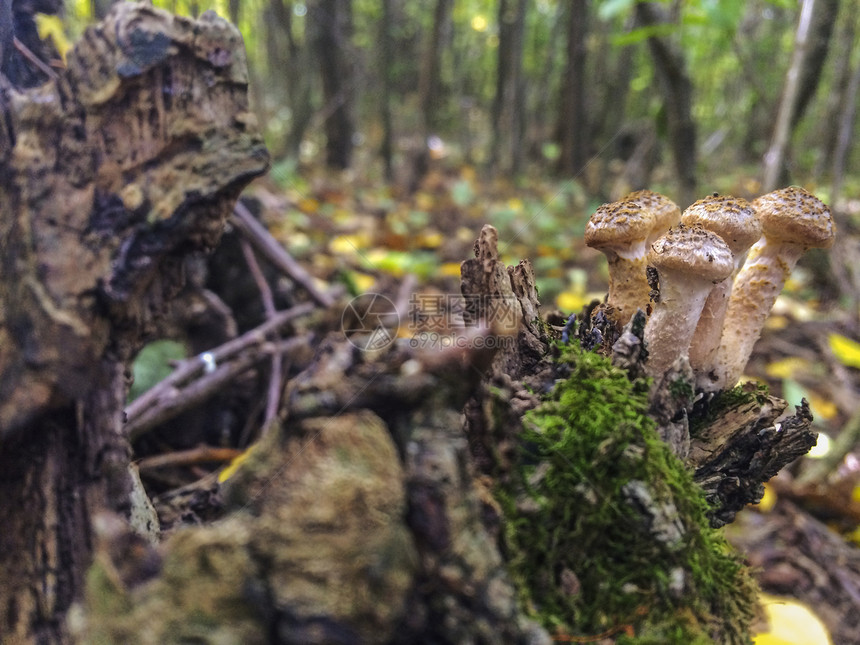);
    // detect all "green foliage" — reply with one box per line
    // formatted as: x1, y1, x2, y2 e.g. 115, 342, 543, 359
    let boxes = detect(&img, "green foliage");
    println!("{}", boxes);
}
497, 341, 757, 643
128, 339, 187, 402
